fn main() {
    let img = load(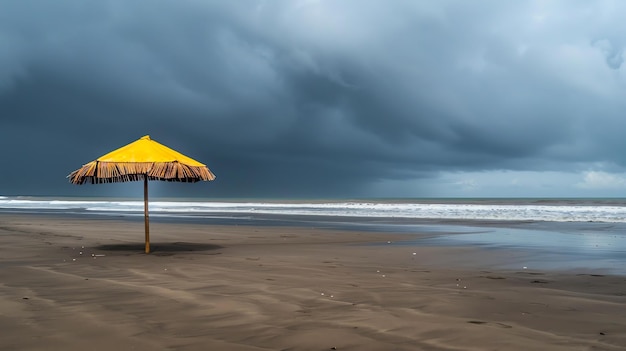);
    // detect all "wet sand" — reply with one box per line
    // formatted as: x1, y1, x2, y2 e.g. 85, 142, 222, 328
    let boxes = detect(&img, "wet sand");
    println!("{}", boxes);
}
0, 213, 625, 350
